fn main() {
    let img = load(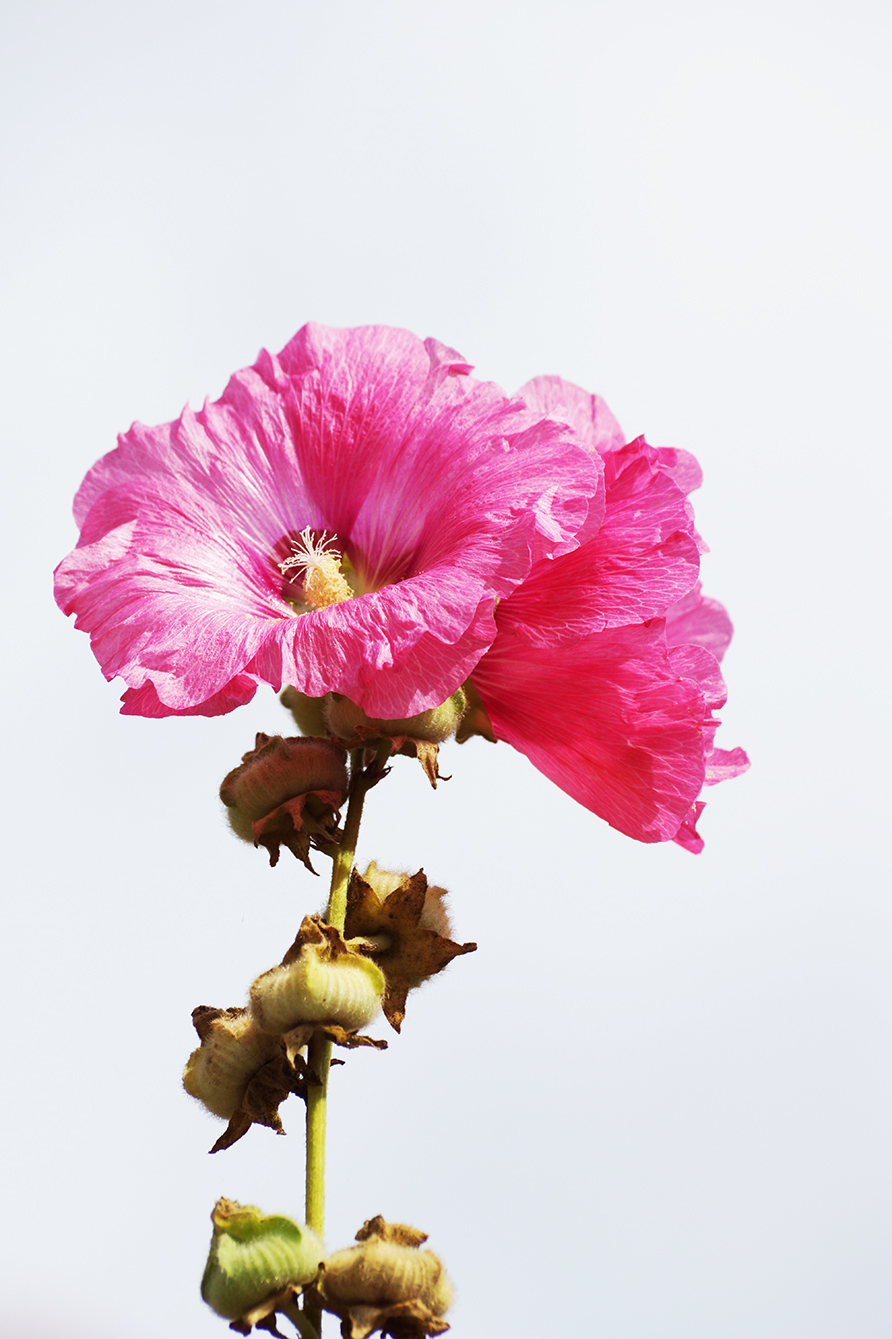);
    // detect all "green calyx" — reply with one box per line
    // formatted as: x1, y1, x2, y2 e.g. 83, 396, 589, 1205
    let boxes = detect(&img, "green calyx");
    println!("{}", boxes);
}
201, 1199, 323, 1321
324, 688, 467, 745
